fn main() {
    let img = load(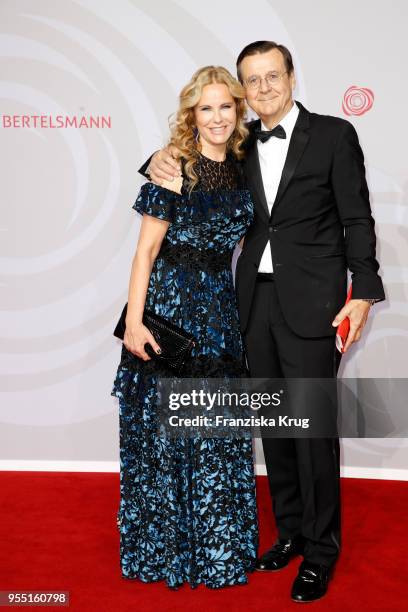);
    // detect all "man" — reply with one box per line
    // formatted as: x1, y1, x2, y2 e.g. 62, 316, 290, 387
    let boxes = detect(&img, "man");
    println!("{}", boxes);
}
141, 41, 385, 602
